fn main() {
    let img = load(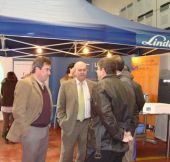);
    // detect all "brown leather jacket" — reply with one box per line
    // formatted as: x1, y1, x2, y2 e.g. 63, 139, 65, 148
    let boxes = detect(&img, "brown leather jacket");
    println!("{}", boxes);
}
88, 74, 137, 152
